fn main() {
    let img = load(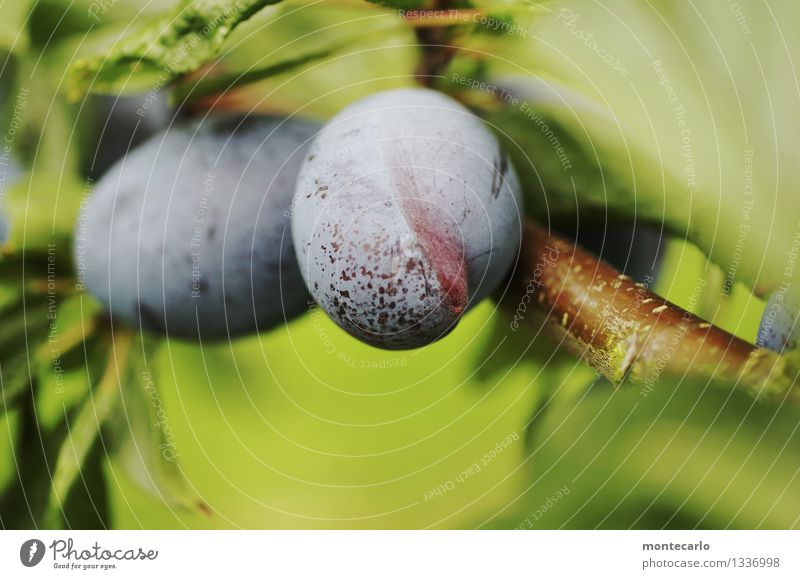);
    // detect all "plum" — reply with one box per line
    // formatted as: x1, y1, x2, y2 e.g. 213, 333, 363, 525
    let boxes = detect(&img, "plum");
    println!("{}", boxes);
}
0, 156, 21, 244
77, 114, 319, 340
757, 288, 800, 353
292, 88, 523, 349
